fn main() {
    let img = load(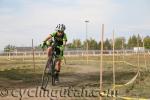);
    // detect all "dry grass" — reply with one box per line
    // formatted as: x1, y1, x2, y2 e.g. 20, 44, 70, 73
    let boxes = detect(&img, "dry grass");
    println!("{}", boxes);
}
0, 54, 150, 99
